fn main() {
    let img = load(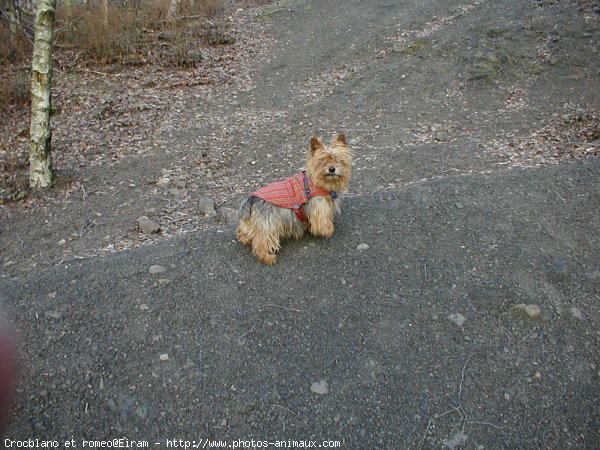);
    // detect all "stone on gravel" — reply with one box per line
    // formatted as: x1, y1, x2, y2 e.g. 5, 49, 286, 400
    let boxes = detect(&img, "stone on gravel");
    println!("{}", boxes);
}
217, 207, 239, 224
138, 216, 160, 234
174, 178, 187, 188
584, 270, 600, 281
569, 307, 584, 320
198, 197, 217, 217
159, 354, 169, 361
443, 431, 468, 450
510, 303, 542, 319
149, 265, 166, 275
447, 312, 466, 327
310, 380, 329, 395
156, 177, 171, 188
357, 243, 369, 251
